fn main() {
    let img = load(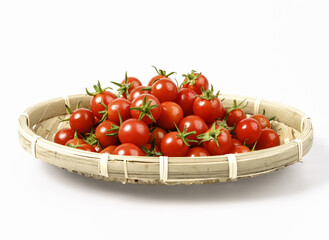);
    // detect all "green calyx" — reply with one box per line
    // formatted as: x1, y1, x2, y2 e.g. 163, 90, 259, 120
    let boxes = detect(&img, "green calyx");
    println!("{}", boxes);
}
111, 71, 134, 98
152, 65, 176, 78
105, 109, 122, 137
175, 123, 198, 147
181, 69, 201, 86
212, 120, 235, 132
195, 85, 220, 100
197, 124, 225, 147
141, 138, 163, 156
83, 129, 101, 149
98, 101, 109, 123
67, 130, 84, 149
86, 81, 112, 96
60, 101, 82, 122
223, 99, 248, 121
129, 94, 159, 123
